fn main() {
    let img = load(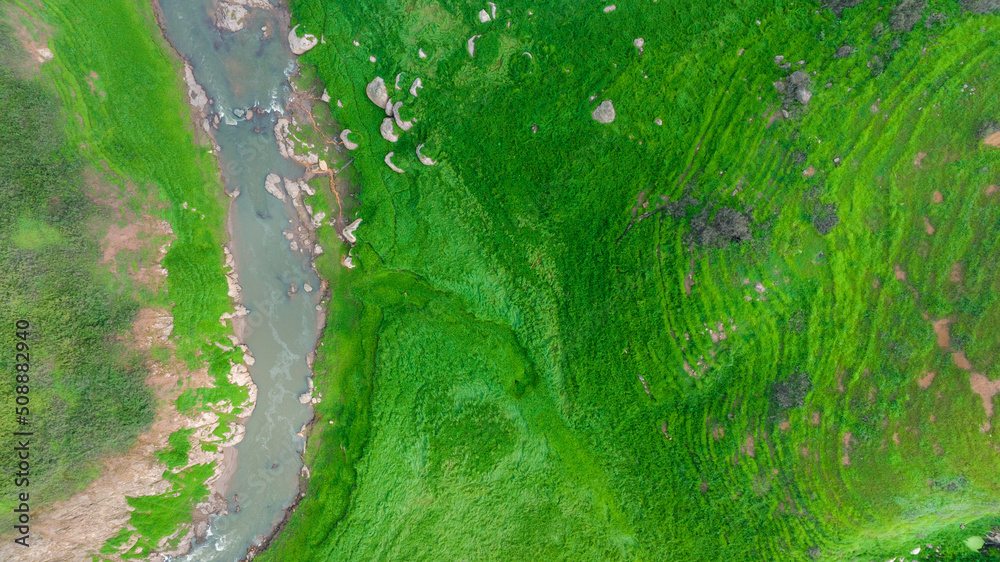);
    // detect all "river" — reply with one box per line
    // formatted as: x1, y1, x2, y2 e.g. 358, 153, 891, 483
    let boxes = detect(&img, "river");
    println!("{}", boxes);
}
156, 0, 320, 559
